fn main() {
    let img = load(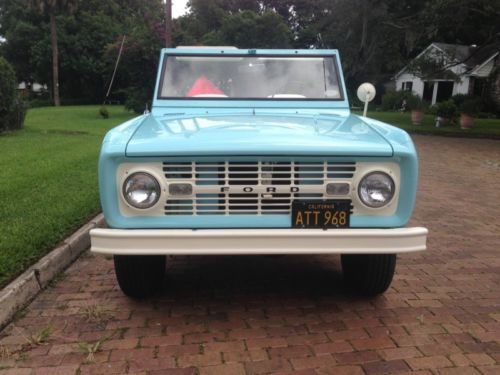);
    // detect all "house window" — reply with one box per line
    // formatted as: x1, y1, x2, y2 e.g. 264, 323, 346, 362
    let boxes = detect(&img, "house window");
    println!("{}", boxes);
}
401, 81, 413, 92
